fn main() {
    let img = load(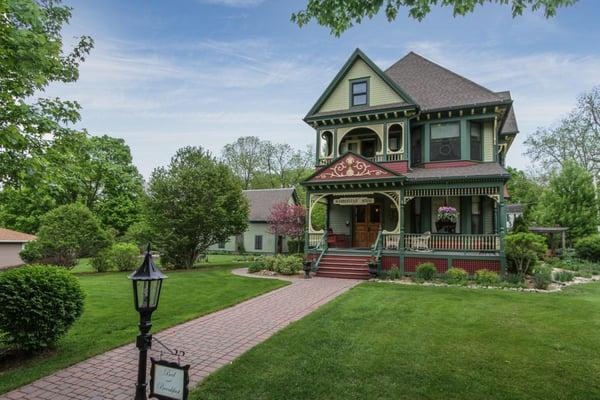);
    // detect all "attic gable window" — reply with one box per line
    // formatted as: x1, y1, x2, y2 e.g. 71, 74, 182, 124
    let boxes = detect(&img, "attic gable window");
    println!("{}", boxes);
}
351, 80, 368, 106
